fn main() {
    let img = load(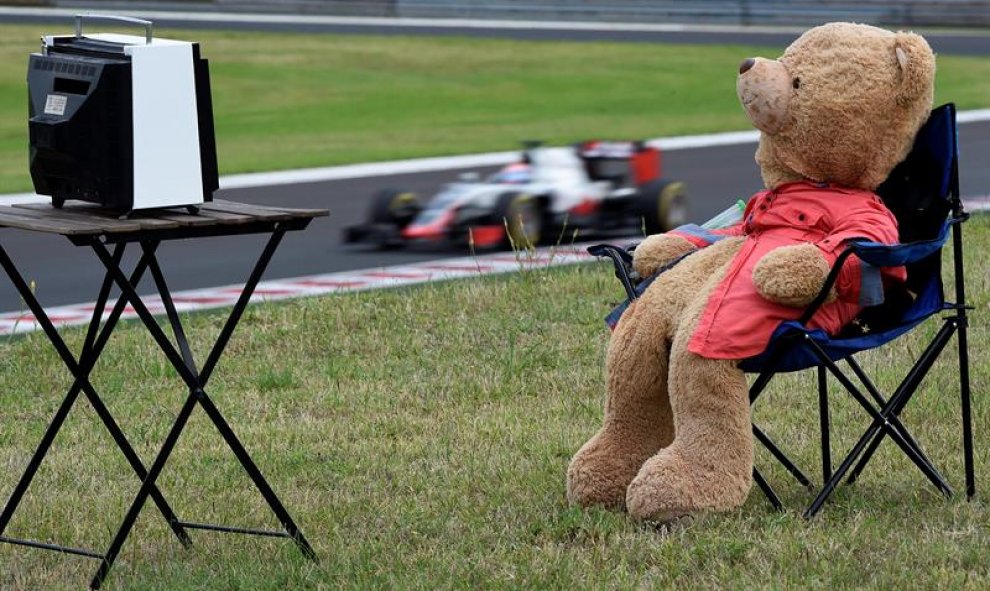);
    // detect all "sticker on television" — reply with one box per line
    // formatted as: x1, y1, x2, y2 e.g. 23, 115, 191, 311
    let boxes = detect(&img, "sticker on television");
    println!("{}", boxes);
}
44, 94, 67, 116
